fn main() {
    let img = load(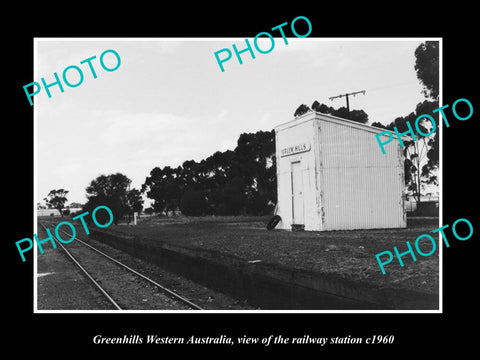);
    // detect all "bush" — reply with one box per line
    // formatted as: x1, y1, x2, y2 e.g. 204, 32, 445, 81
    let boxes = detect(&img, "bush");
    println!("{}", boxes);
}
215, 203, 230, 216
83, 196, 127, 226
70, 210, 82, 217
179, 189, 208, 216
246, 193, 273, 215
221, 177, 246, 215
